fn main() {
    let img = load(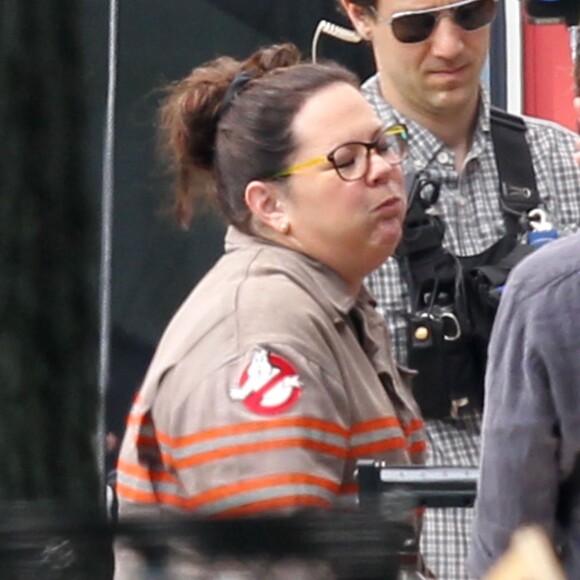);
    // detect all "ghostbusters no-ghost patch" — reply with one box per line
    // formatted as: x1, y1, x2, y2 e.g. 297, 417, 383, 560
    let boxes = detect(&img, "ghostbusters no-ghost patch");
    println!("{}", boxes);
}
229, 347, 303, 415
